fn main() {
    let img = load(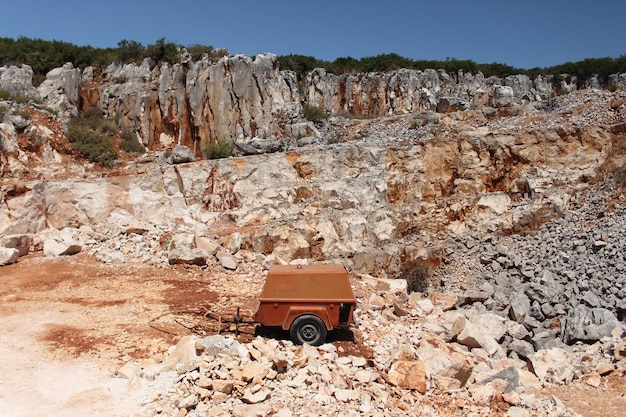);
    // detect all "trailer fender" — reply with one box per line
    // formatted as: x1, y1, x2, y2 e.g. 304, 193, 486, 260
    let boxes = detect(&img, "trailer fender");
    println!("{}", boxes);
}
282, 306, 333, 331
